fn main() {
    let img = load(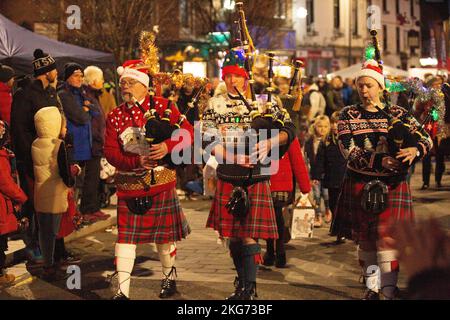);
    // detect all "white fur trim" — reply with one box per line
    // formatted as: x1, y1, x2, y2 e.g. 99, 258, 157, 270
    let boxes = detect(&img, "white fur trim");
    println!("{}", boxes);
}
120, 68, 149, 88
356, 68, 385, 89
